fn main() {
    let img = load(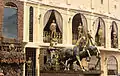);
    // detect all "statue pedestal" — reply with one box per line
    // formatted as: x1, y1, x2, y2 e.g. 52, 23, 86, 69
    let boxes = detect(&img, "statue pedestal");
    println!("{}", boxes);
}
40, 70, 101, 76
27, 69, 32, 76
